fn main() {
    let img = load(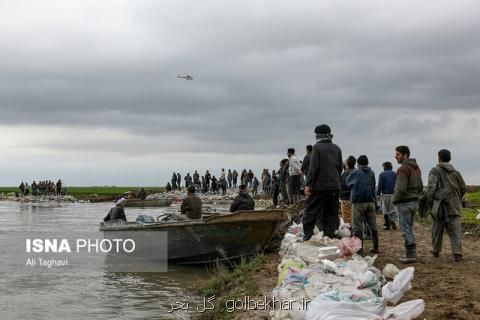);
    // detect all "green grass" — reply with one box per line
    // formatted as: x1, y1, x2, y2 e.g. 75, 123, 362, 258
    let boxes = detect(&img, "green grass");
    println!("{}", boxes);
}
462, 208, 479, 225
198, 255, 268, 319
0, 186, 165, 197
466, 191, 480, 203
